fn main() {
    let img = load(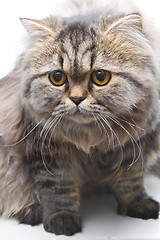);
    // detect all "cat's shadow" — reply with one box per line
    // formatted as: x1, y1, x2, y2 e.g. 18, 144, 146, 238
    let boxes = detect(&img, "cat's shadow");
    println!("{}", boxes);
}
80, 193, 118, 225
79, 177, 160, 237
